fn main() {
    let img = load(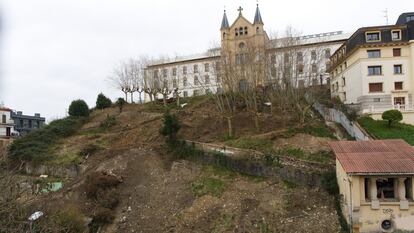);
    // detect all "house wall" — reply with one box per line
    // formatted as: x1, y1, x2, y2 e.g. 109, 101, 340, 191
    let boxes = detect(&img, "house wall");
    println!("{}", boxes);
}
0, 110, 14, 137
